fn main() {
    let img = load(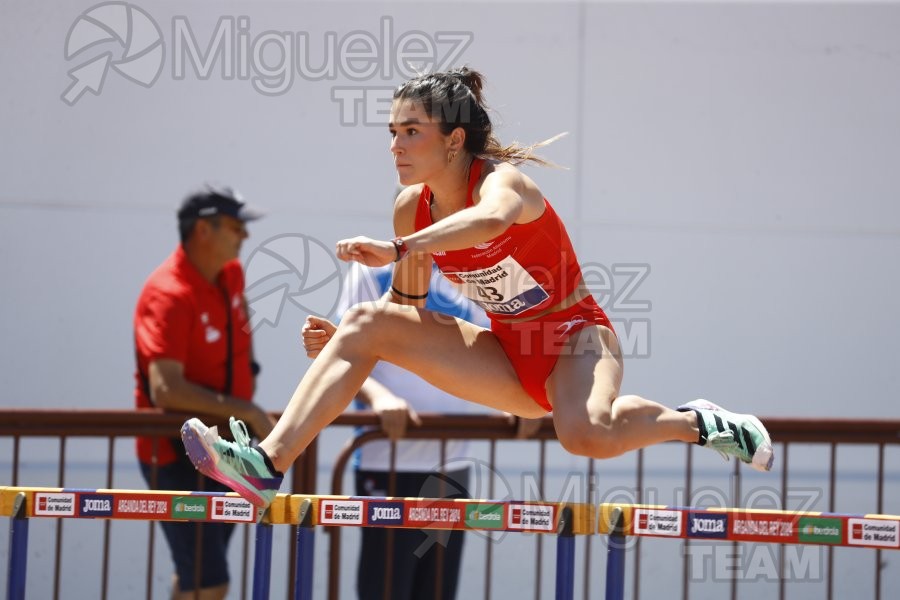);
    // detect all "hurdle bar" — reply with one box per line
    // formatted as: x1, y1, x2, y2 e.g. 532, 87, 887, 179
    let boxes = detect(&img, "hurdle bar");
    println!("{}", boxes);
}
1, 486, 595, 600
278, 494, 595, 599
1, 486, 276, 600
598, 503, 900, 600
